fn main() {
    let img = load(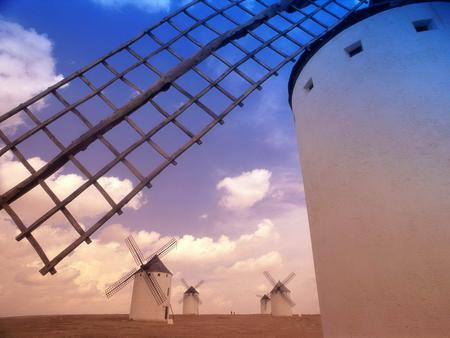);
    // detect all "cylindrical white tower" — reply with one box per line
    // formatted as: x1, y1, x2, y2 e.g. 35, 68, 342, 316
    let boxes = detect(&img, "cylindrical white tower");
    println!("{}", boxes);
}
182, 288, 200, 315
129, 262, 172, 321
289, 1, 450, 337
260, 295, 271, 315
270, 286, 293, 317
